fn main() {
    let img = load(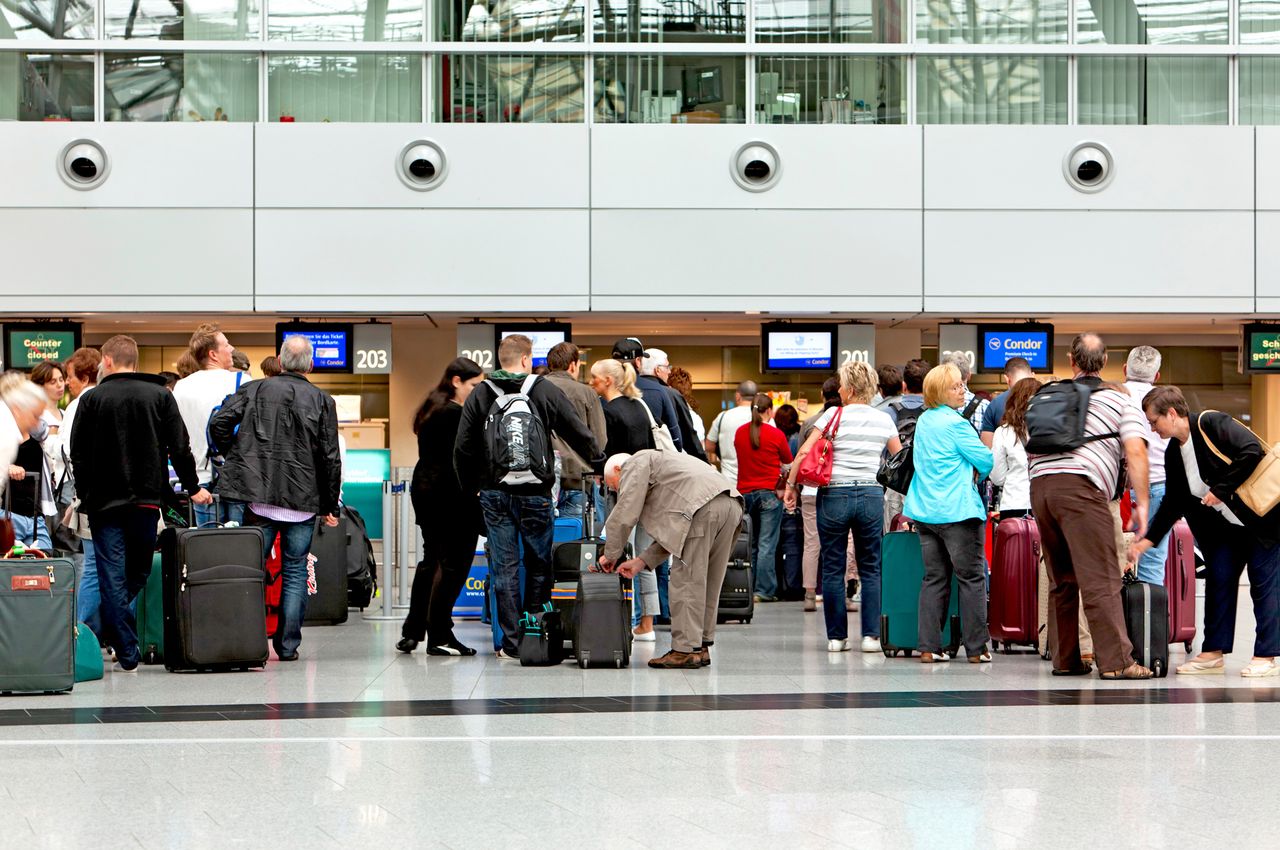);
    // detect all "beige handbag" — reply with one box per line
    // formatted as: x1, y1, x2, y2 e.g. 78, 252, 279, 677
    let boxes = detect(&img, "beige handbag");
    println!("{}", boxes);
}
635, 398, 677, 453
1197, 411, 1280, 517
